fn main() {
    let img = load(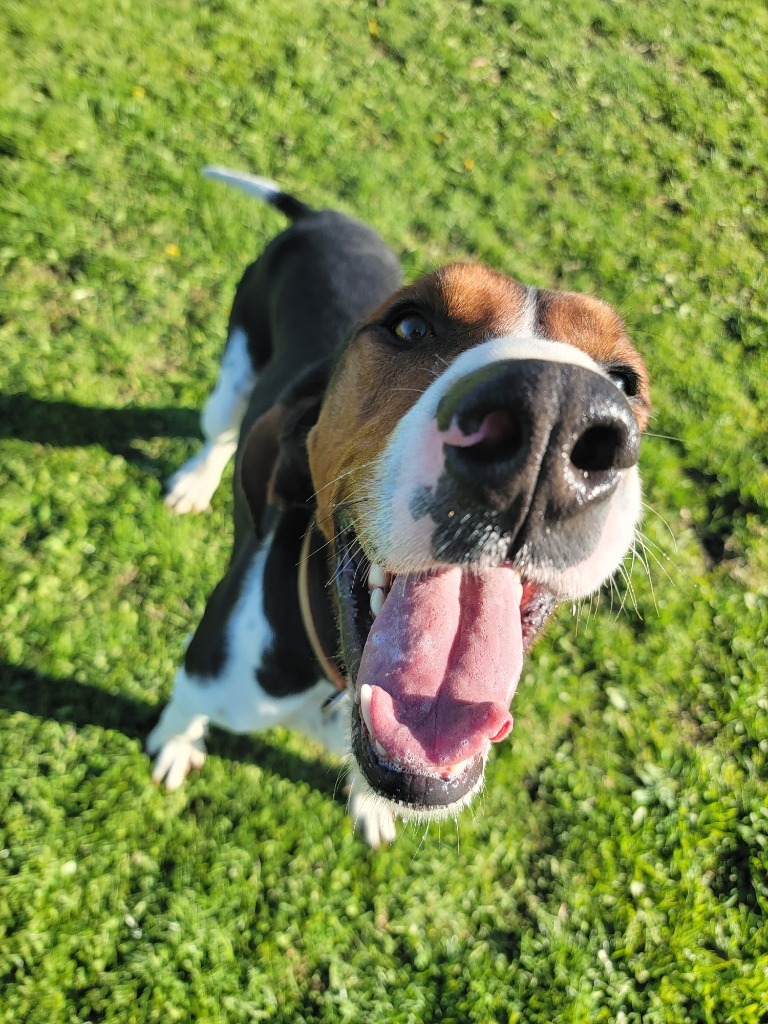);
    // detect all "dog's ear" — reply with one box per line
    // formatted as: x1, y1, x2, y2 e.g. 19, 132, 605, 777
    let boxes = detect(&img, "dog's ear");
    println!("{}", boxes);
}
239, 360, 330, 535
